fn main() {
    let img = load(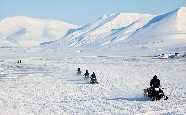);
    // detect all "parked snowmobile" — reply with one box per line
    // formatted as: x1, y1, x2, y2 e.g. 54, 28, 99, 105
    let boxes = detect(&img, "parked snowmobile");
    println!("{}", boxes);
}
144, 87, 168, 101
90, 72, 98, 84
77, 68, 82, 75
153, 53, 169, 59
